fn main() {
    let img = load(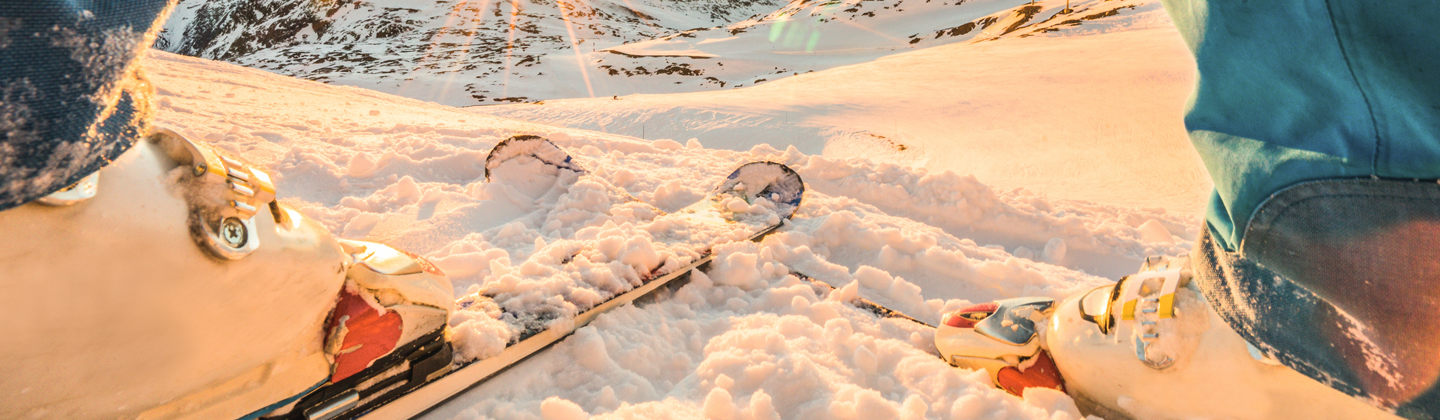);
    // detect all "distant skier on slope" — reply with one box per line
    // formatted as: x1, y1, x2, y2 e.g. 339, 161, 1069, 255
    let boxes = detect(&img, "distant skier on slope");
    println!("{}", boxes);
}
938, 1, 1440, 419
0, 2, 457, 419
